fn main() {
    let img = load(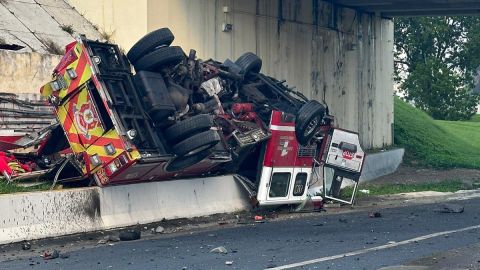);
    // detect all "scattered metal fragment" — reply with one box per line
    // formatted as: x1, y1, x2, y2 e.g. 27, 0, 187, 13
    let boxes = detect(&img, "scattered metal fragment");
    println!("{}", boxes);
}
210, 246, 228, 254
